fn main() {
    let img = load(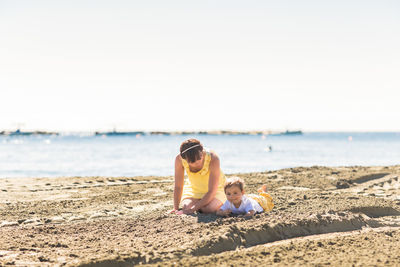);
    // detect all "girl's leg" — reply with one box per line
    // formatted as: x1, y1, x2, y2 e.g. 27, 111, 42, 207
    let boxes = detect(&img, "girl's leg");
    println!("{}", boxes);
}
200, 198, 223, 213
257, 191, 274, 212
257, 184, 267, 193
